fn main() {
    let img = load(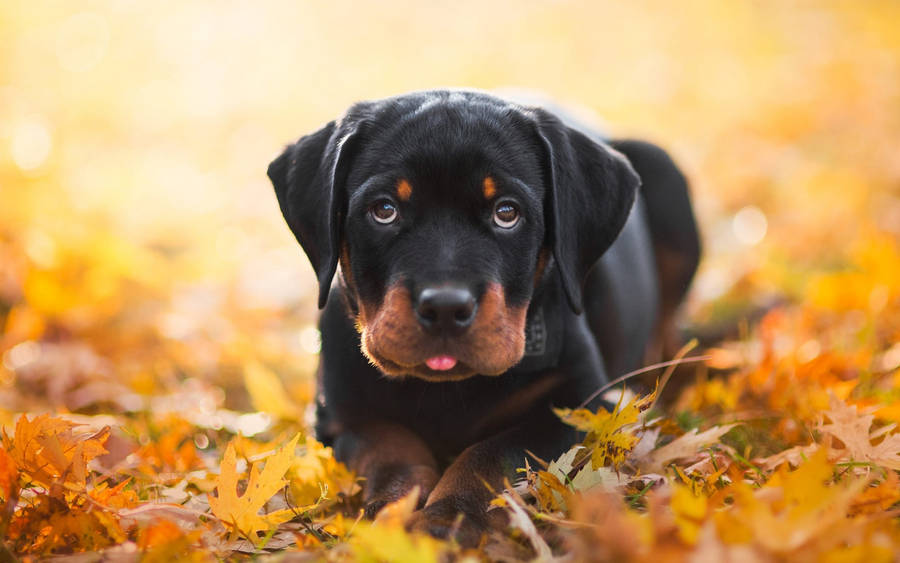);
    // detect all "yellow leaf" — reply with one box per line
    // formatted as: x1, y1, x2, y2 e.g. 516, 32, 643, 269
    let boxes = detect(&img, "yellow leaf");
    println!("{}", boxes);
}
716, 450, 870, 553
373, 486, 420, 526
289, 436, 360, 508
351, 521, 447, 563
671, 483, 707, 545
243, 361, 301, 421
208, 433, 300, 540
554, 389, 654, 469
